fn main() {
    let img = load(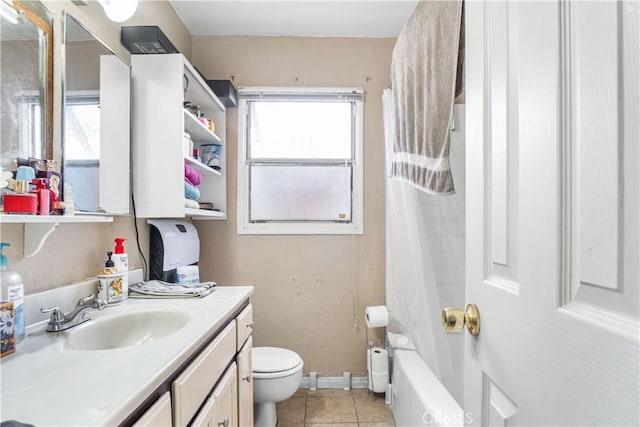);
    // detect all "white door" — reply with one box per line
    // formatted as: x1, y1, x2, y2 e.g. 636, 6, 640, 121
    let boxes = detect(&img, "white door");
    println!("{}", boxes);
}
465, 1, 639, 425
